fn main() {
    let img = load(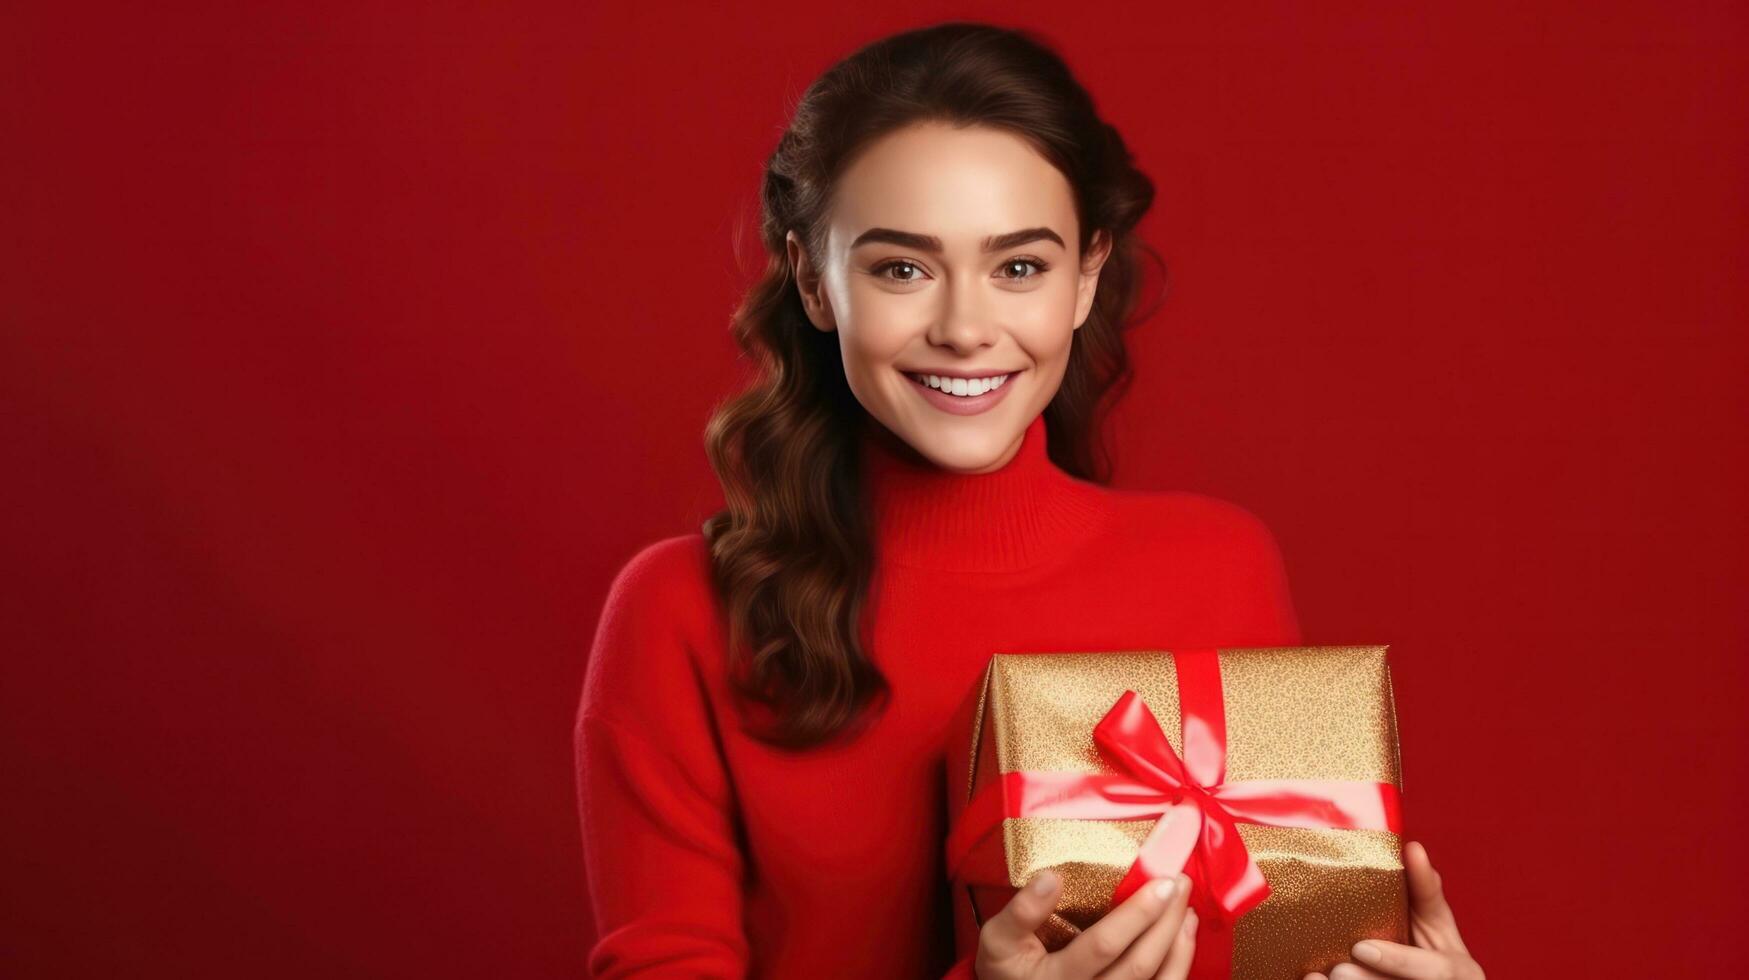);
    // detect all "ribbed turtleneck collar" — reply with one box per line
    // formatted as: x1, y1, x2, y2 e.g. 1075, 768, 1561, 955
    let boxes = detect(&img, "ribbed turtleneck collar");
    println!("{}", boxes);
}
858, 412, 1113, 573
